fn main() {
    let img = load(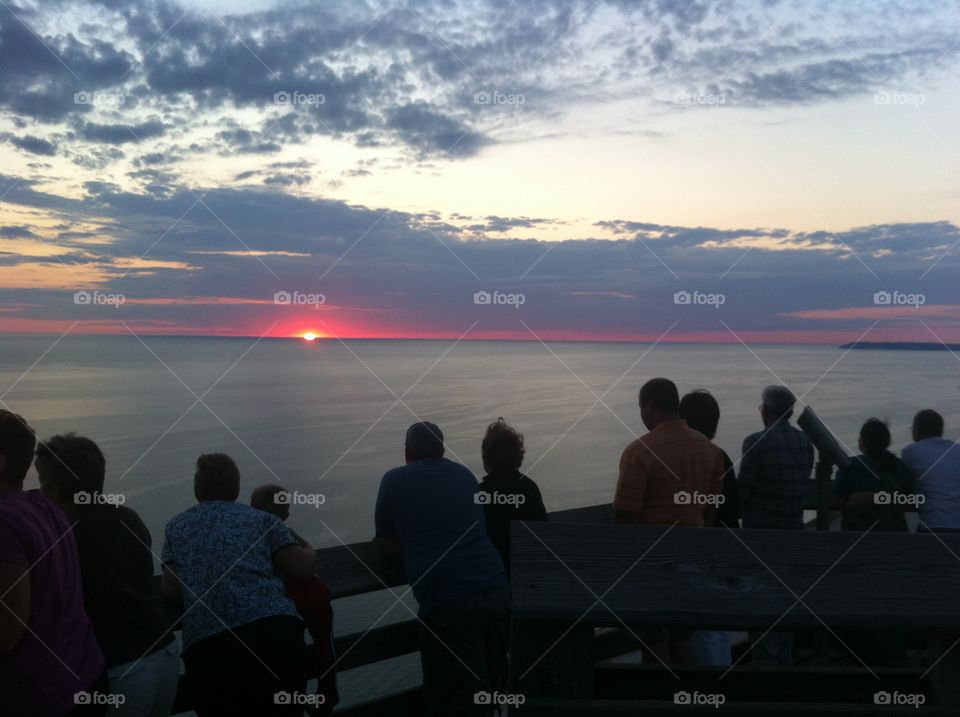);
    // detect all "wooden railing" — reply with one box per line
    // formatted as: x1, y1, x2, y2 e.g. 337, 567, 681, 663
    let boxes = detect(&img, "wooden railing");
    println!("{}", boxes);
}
164, 483, 838, 714
511, 521, 960, 715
